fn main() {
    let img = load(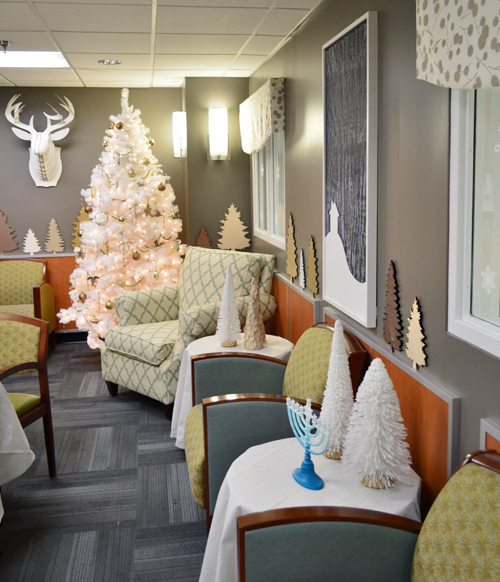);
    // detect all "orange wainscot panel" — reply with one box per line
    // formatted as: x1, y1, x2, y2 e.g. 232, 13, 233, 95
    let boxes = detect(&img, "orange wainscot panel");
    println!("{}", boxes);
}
45, 256, 77, 330
288, 286, 314, 345
486, 432, 500, 453
271, 276, 289, 340
373, 351, 448, 516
